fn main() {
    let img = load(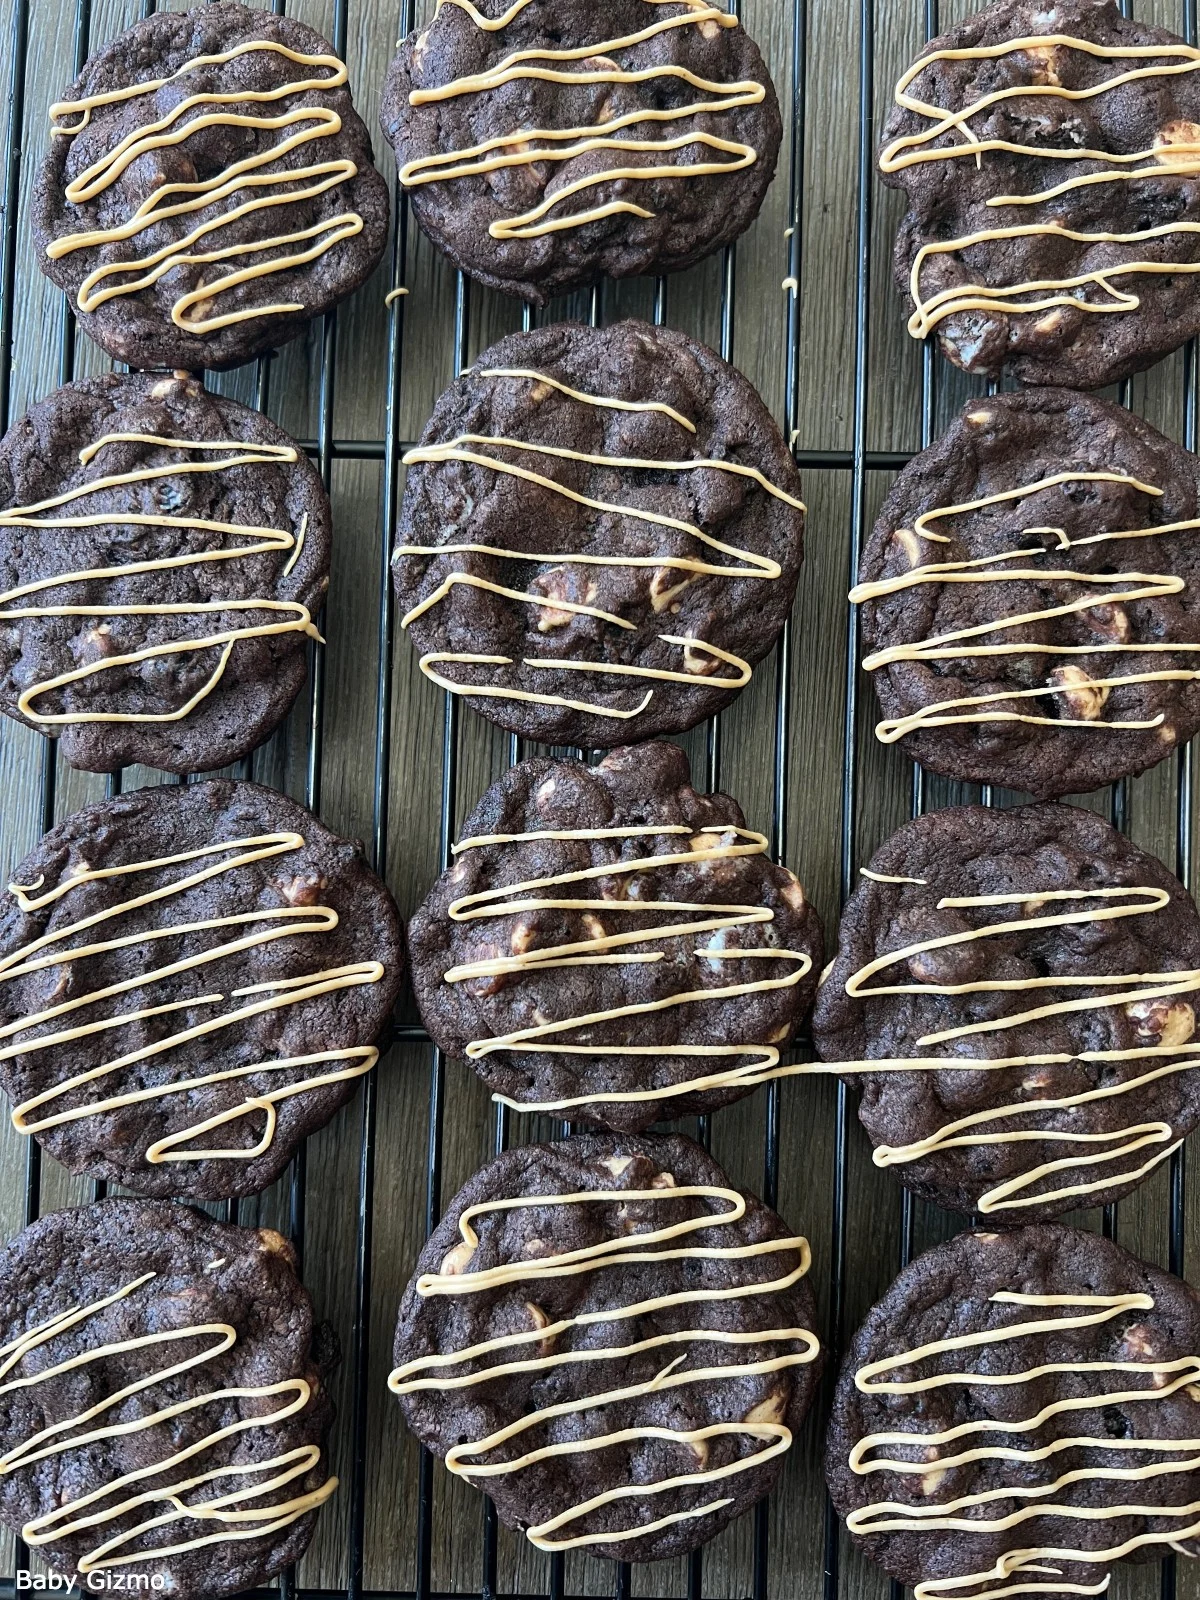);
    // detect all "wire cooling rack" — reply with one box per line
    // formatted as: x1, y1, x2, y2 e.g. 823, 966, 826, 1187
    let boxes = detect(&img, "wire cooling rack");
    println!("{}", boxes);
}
1, 1, 1199, 1599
